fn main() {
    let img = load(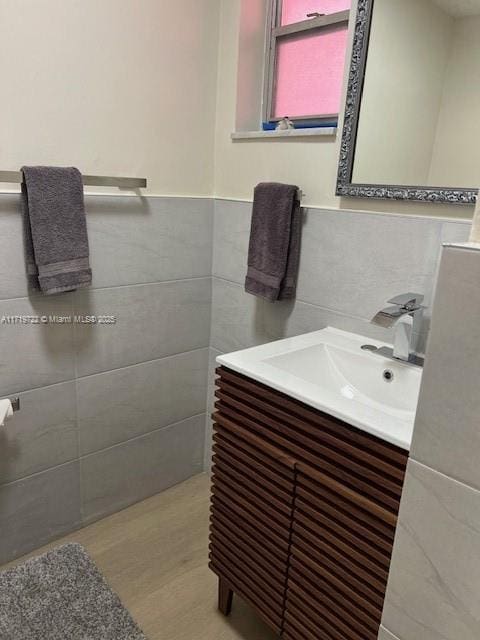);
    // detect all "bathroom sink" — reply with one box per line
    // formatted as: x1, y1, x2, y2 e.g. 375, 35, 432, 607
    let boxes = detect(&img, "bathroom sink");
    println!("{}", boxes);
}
216, 327, 423, 450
